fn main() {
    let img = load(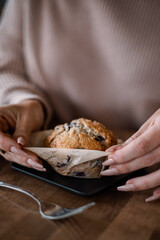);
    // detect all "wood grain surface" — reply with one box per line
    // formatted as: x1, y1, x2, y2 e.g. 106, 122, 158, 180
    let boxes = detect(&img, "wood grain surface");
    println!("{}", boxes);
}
0, 130, 159, 240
